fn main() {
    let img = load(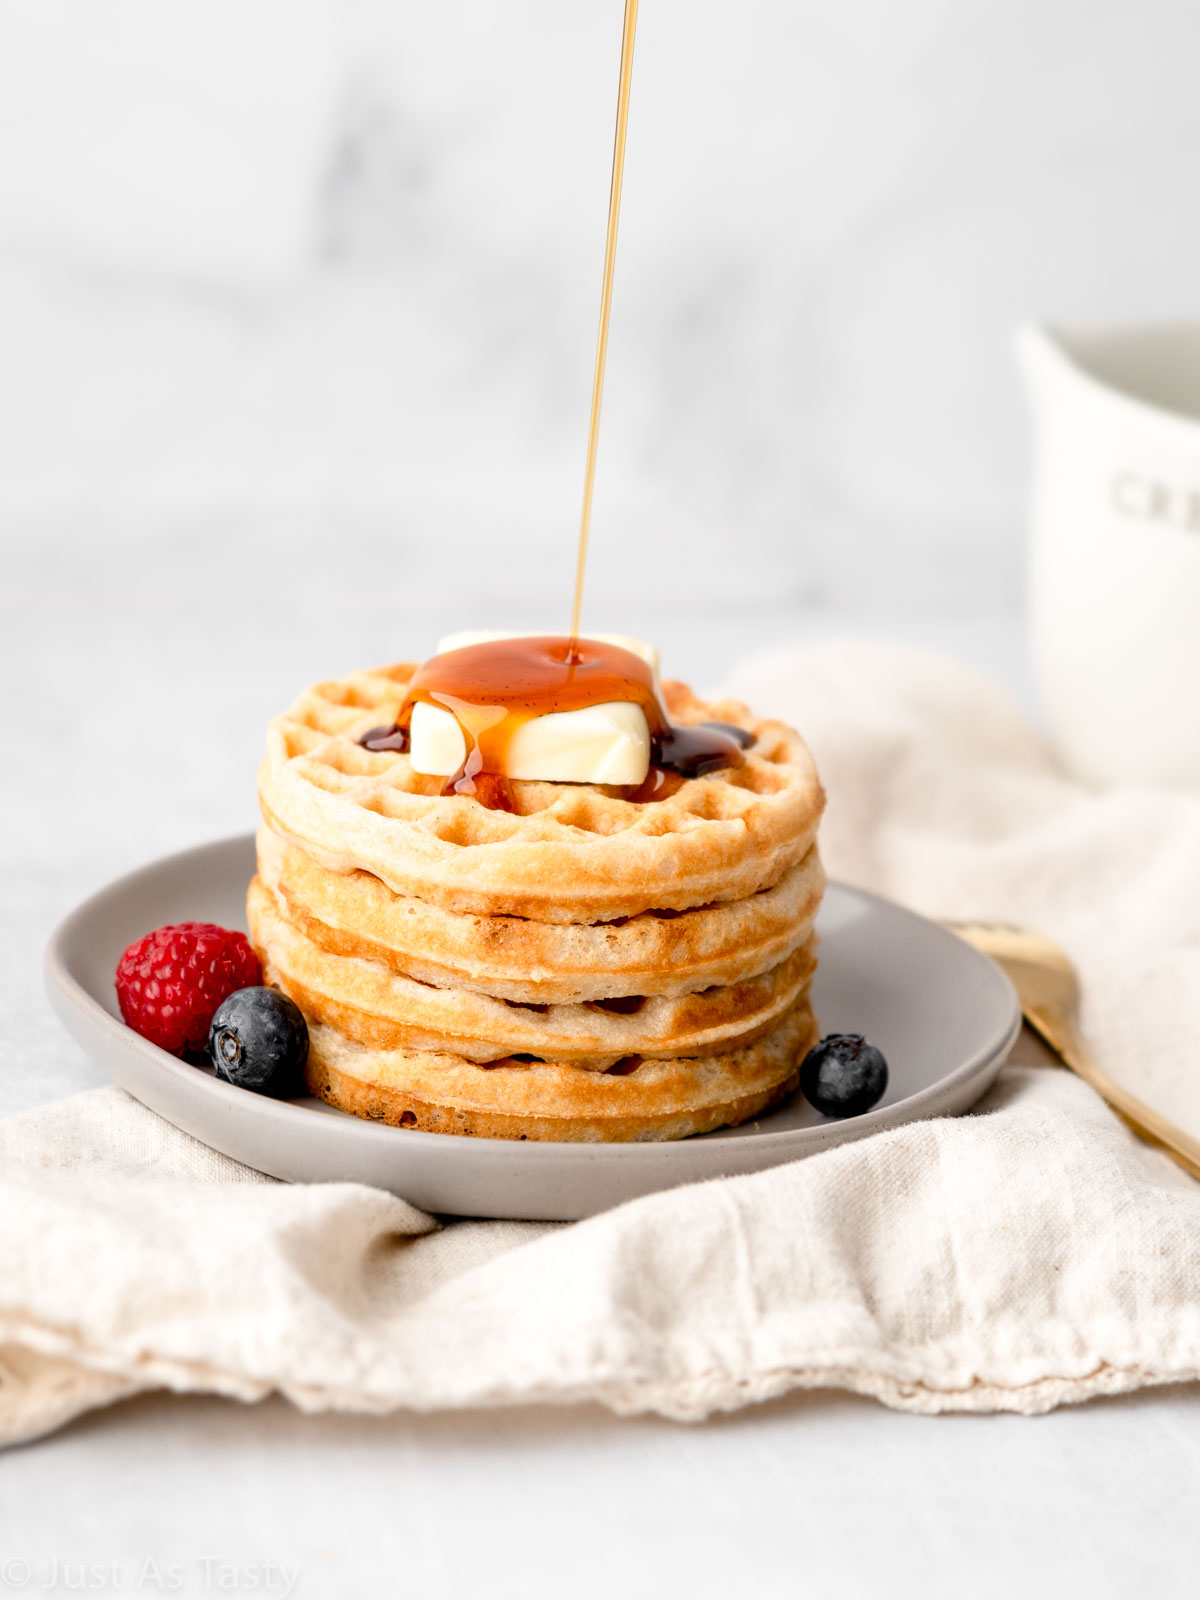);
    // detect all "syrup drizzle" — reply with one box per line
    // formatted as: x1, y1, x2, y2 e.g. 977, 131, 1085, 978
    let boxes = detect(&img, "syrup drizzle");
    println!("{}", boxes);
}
570, 0, 639, 655
357, 7, 747, 809
358, 636, 748, 808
